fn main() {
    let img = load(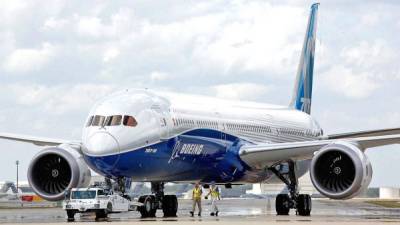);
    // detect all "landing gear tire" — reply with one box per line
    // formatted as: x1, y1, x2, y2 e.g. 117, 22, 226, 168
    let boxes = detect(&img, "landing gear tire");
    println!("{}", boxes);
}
275, 194, 290, 215
139, 195, 157, 218
270, 161, 312, 216
297, 194, 311, 216
162, 195, 178, 217
95, 209, 108, 221
66, 210, 75, 222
